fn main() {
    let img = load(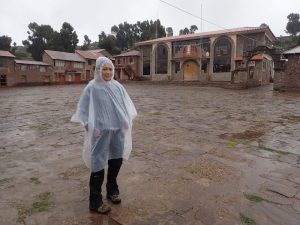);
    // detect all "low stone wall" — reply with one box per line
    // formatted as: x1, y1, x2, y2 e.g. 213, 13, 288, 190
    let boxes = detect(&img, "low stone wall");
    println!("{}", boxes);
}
274, 56, 300, 91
